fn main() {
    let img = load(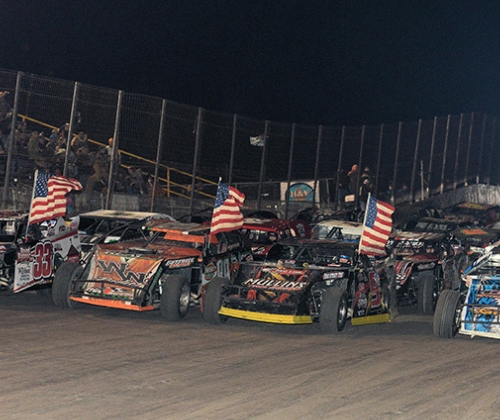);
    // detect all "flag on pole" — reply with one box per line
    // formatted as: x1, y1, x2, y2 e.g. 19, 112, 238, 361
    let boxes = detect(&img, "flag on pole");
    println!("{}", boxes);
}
210, 180, 245, 235
29, 171, 83, 225
359, 194, 394, 256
